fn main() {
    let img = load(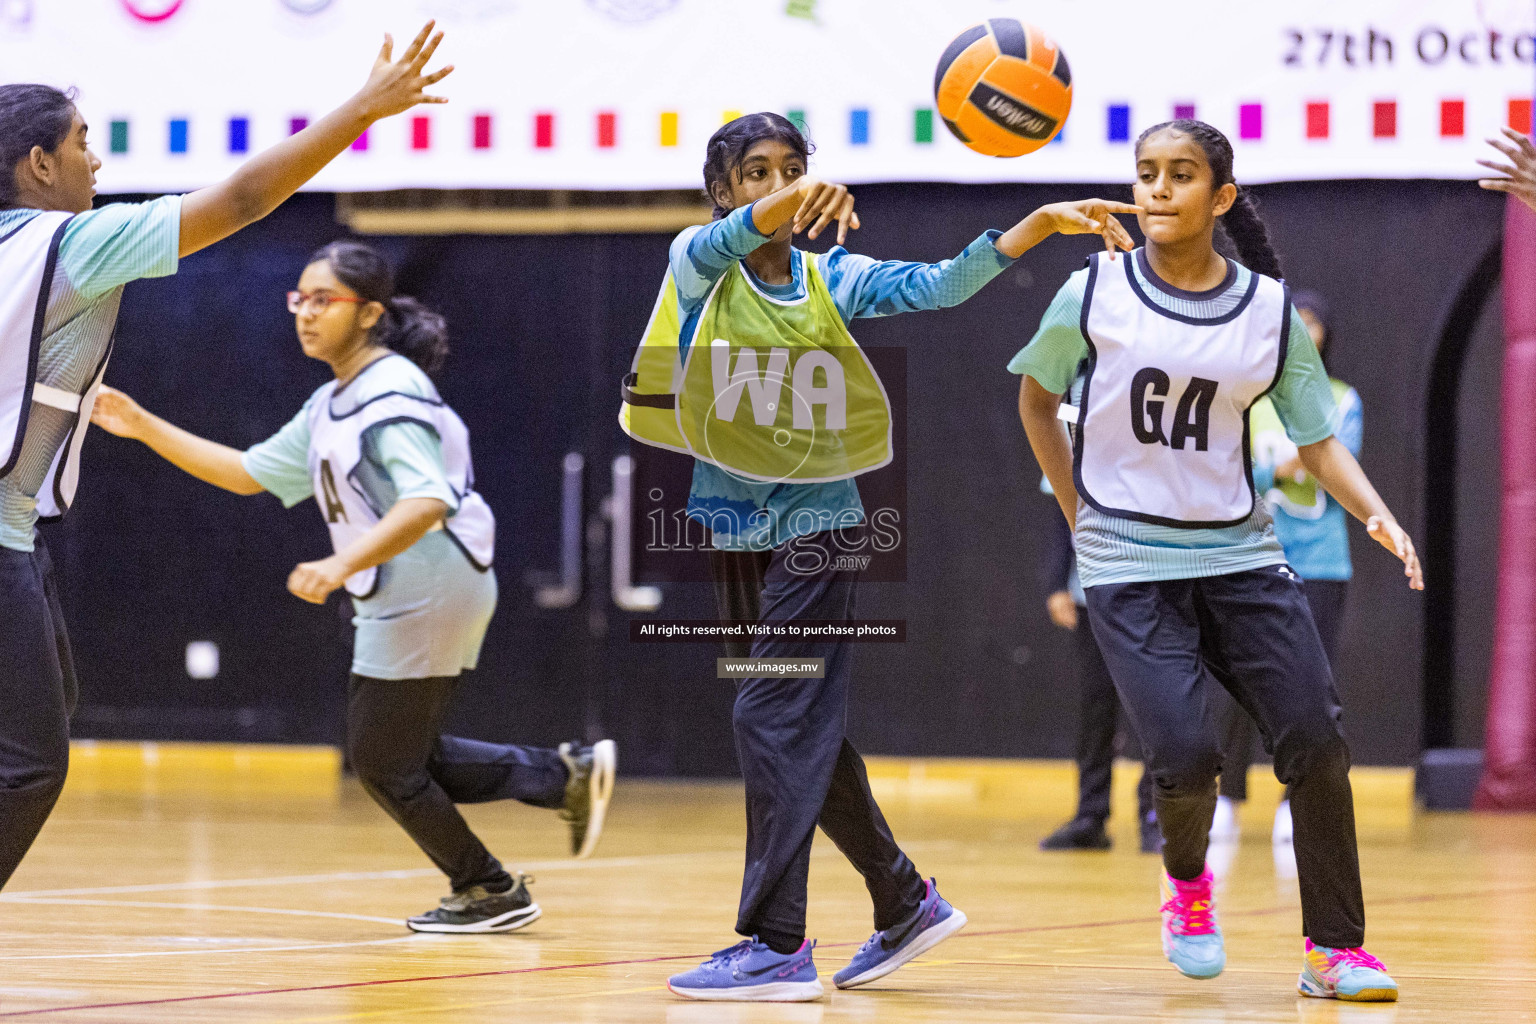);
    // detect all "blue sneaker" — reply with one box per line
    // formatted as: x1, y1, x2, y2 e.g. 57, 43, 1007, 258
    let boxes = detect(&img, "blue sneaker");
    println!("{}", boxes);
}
1160, 867, 1225, 979
667, 938, 824, 1002
1299, 940, 1399, 1002
833, 878, 969, 990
